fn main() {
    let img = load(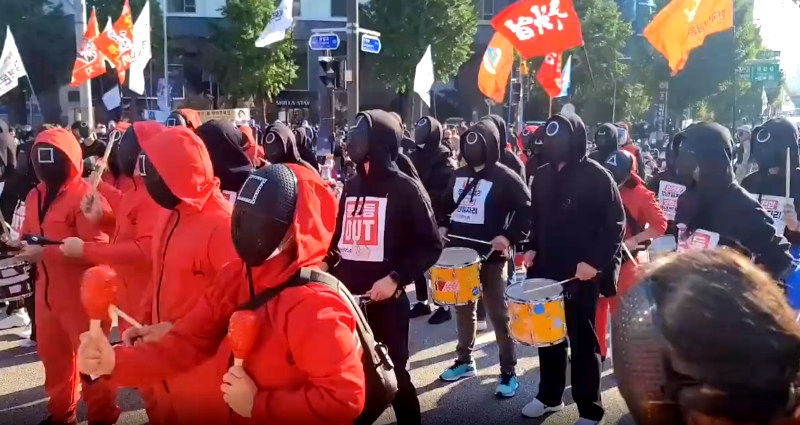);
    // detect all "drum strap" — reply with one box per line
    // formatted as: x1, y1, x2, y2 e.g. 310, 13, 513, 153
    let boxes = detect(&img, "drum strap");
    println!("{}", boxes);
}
450, 175, 484, 218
